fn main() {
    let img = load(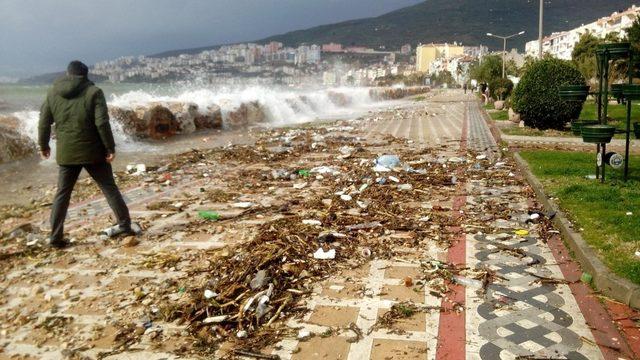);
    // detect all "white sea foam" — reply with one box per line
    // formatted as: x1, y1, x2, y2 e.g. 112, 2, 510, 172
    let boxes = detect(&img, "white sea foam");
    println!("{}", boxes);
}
9, 85, 394, 153
109, 85, 380, 125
